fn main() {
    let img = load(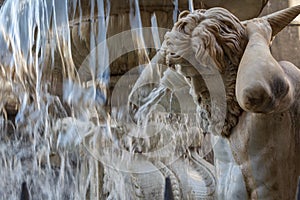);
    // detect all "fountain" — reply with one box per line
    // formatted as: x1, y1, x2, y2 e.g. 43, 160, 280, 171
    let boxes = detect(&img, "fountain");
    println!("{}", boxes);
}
129, 4, 300, 200
0, 0, 299, 199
